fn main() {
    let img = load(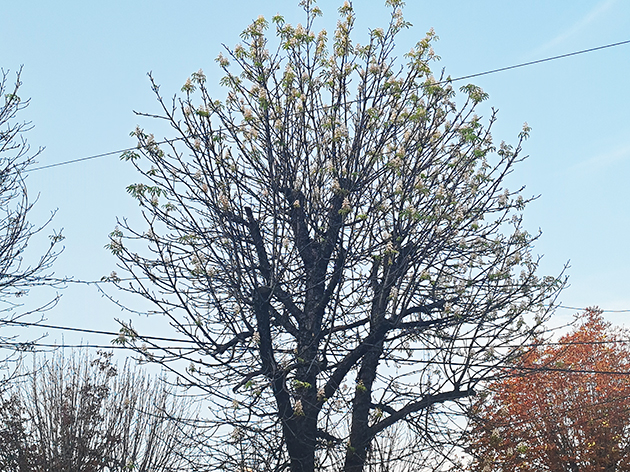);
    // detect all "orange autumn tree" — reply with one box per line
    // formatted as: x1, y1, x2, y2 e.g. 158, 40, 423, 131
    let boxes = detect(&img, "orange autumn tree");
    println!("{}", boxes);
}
467, 308, 630, 472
